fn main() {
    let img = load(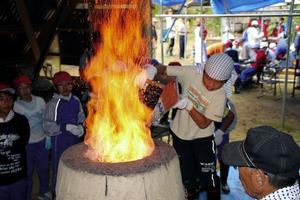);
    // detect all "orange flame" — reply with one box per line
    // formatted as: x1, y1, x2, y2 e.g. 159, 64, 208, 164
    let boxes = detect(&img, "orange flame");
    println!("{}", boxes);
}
83, 0, 154, 163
